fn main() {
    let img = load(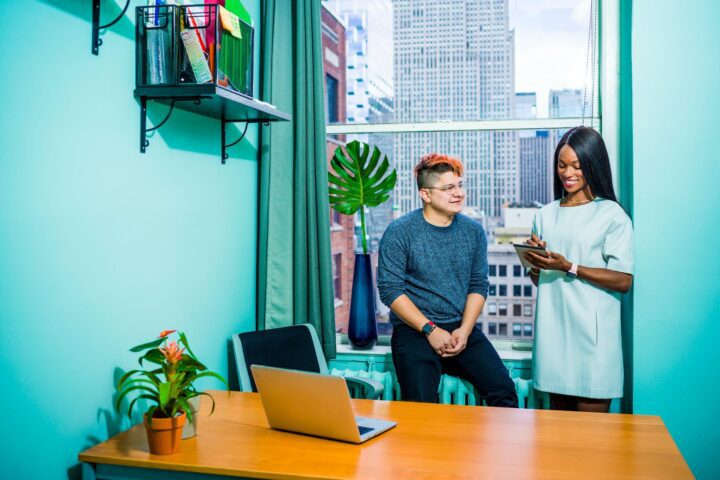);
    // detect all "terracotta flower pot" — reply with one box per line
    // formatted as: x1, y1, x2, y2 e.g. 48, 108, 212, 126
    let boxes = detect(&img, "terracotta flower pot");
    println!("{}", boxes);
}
144, 411, 186, 455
